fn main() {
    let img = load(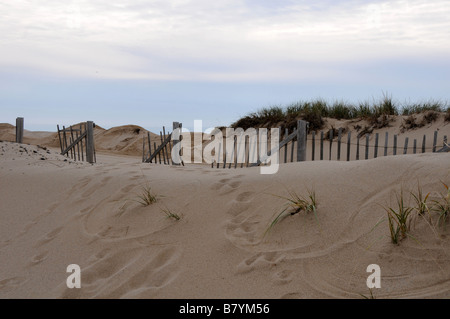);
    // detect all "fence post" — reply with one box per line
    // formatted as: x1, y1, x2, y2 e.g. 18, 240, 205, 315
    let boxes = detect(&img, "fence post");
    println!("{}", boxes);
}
413, 139, 417, 154
421, 135, 426, 153
320, 131, 324, 160
329, 129, 333, 161
297, 120, 307, 162
365, 134, 370, 160
172, 122, 181, 165
384, 132, 388, 156
311, 131, 315, 161
403, 137, 409, 155
356, 135, 360, 160
346, 131, 351, 161
284, 128, 288, 163
86, 121, 95, 164
374, 133, 379, 158
16, 117, 24, 143
393, 135, 397, 155
337, 128, 342, 161
432, 131, 438, 152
